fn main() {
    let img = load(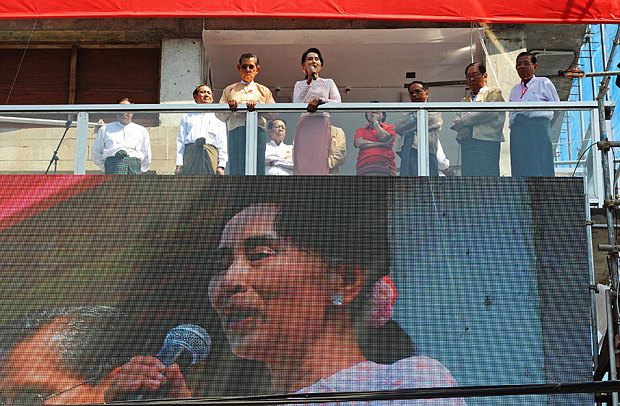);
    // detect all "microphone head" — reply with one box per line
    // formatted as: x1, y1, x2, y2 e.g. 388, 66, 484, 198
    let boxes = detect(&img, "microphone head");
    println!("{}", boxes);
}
159, 324, 210, 368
